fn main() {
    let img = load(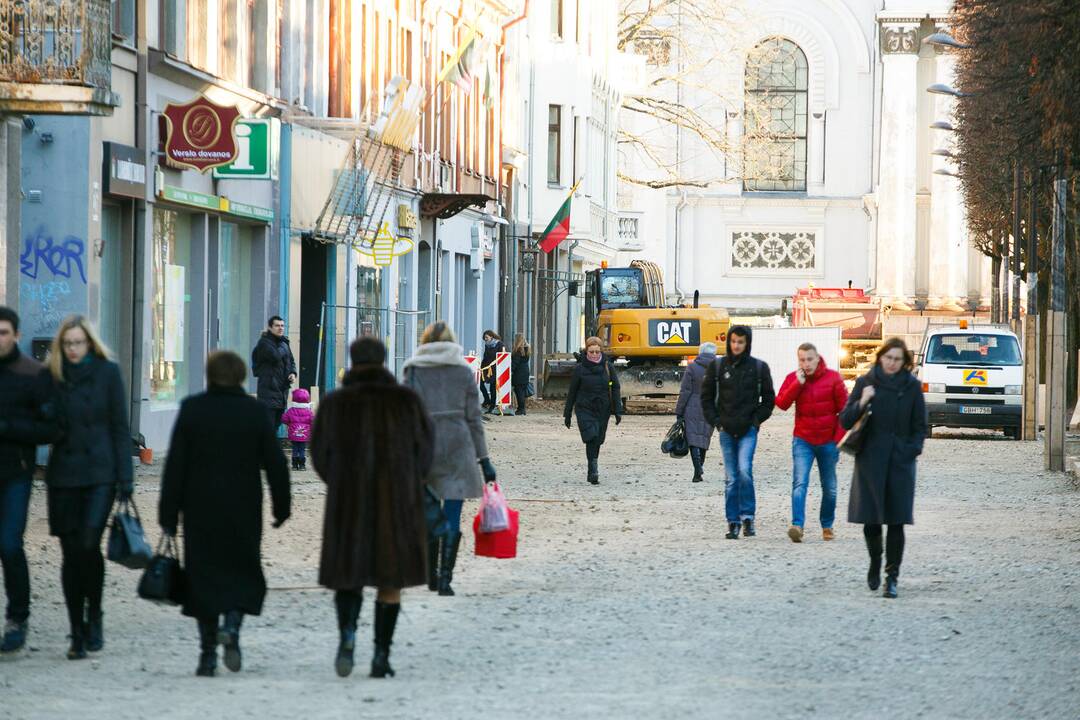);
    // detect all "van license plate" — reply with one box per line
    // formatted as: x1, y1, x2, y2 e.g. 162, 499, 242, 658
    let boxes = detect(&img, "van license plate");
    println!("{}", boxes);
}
960, 406, 992, 415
